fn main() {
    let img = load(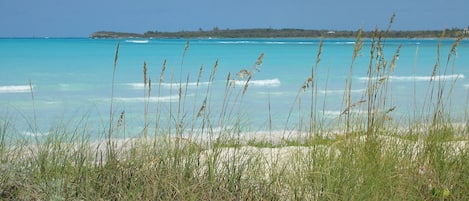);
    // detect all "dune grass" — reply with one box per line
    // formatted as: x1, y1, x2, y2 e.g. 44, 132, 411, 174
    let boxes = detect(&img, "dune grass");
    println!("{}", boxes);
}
1, 22, 469, 200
